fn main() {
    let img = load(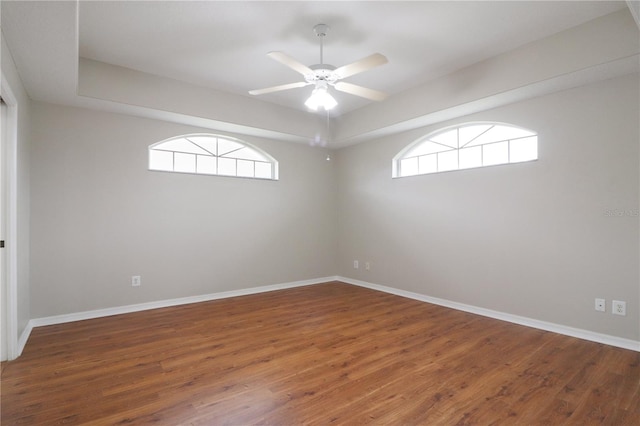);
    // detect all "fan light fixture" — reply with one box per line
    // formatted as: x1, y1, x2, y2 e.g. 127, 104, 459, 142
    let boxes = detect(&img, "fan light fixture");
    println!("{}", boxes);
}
248, 23, 388, 112
305, 81, 337, 111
